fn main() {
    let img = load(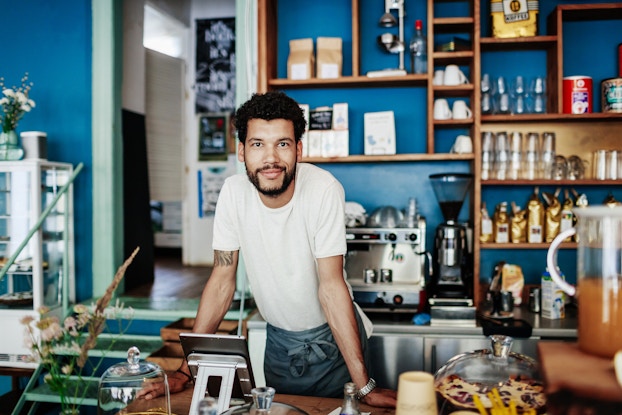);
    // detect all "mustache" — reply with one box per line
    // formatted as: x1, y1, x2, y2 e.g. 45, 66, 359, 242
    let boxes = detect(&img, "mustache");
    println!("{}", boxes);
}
257, 164, 285, 173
